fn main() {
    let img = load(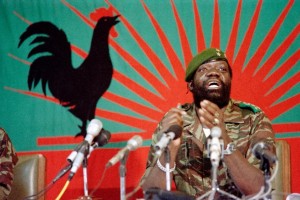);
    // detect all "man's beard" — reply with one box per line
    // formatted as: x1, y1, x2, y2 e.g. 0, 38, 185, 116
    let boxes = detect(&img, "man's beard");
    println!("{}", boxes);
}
192, 81, 231, 108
